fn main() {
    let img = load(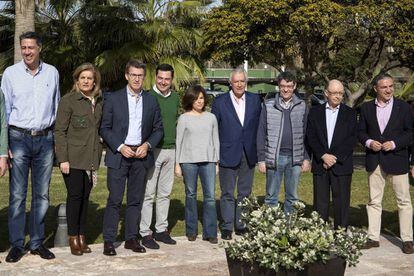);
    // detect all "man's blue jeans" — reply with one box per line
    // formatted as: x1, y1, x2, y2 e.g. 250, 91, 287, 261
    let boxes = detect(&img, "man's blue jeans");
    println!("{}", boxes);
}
265, 155, 301, 214
8, 128, 54, 250
181, 162, 217, 238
